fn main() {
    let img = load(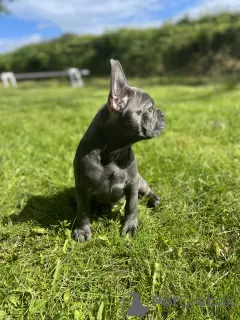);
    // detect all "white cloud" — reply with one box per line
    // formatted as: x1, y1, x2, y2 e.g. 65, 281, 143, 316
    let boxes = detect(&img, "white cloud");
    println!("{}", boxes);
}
0, 34, 43, 53
175, 0, 240, 21
8, 0, 165, 34
37, 22, 54, 30
5, 0, 240, 36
